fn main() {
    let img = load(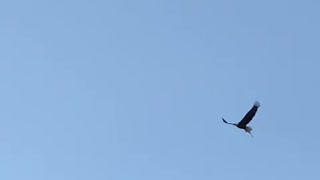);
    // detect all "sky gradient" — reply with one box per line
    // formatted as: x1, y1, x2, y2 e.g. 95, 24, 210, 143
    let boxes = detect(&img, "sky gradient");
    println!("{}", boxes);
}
1, 0, 320, 179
